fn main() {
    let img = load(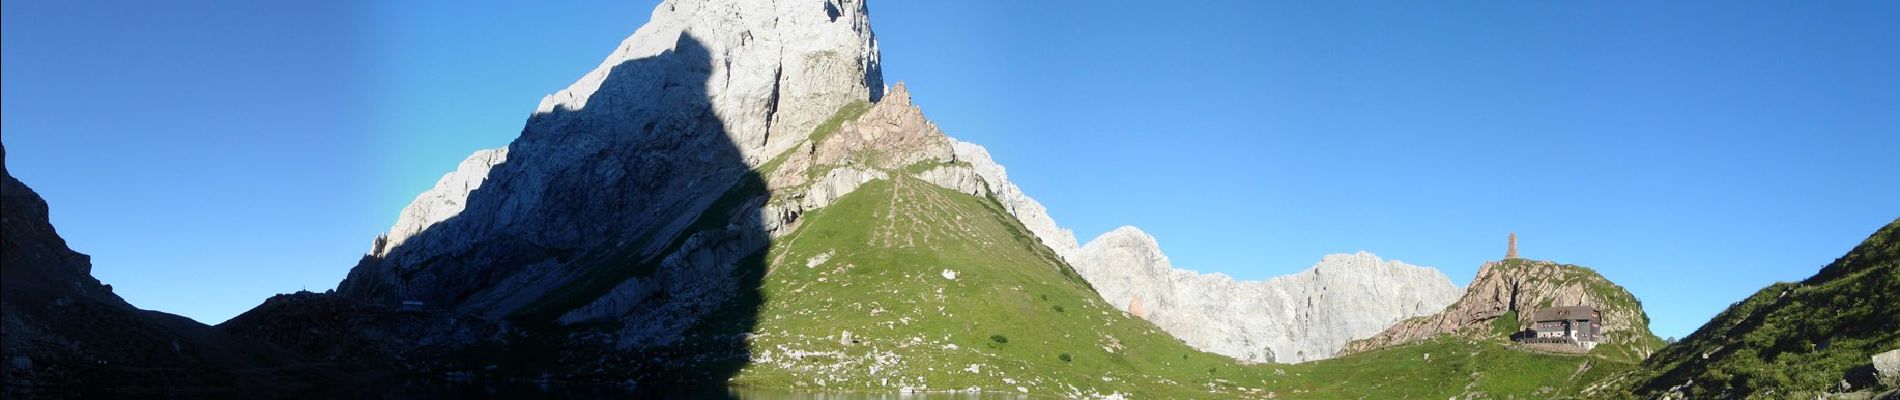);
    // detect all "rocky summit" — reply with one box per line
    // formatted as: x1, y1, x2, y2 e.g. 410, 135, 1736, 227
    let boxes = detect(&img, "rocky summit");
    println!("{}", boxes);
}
1340, 257, 1664, 363
1072, 227, 1462, 363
